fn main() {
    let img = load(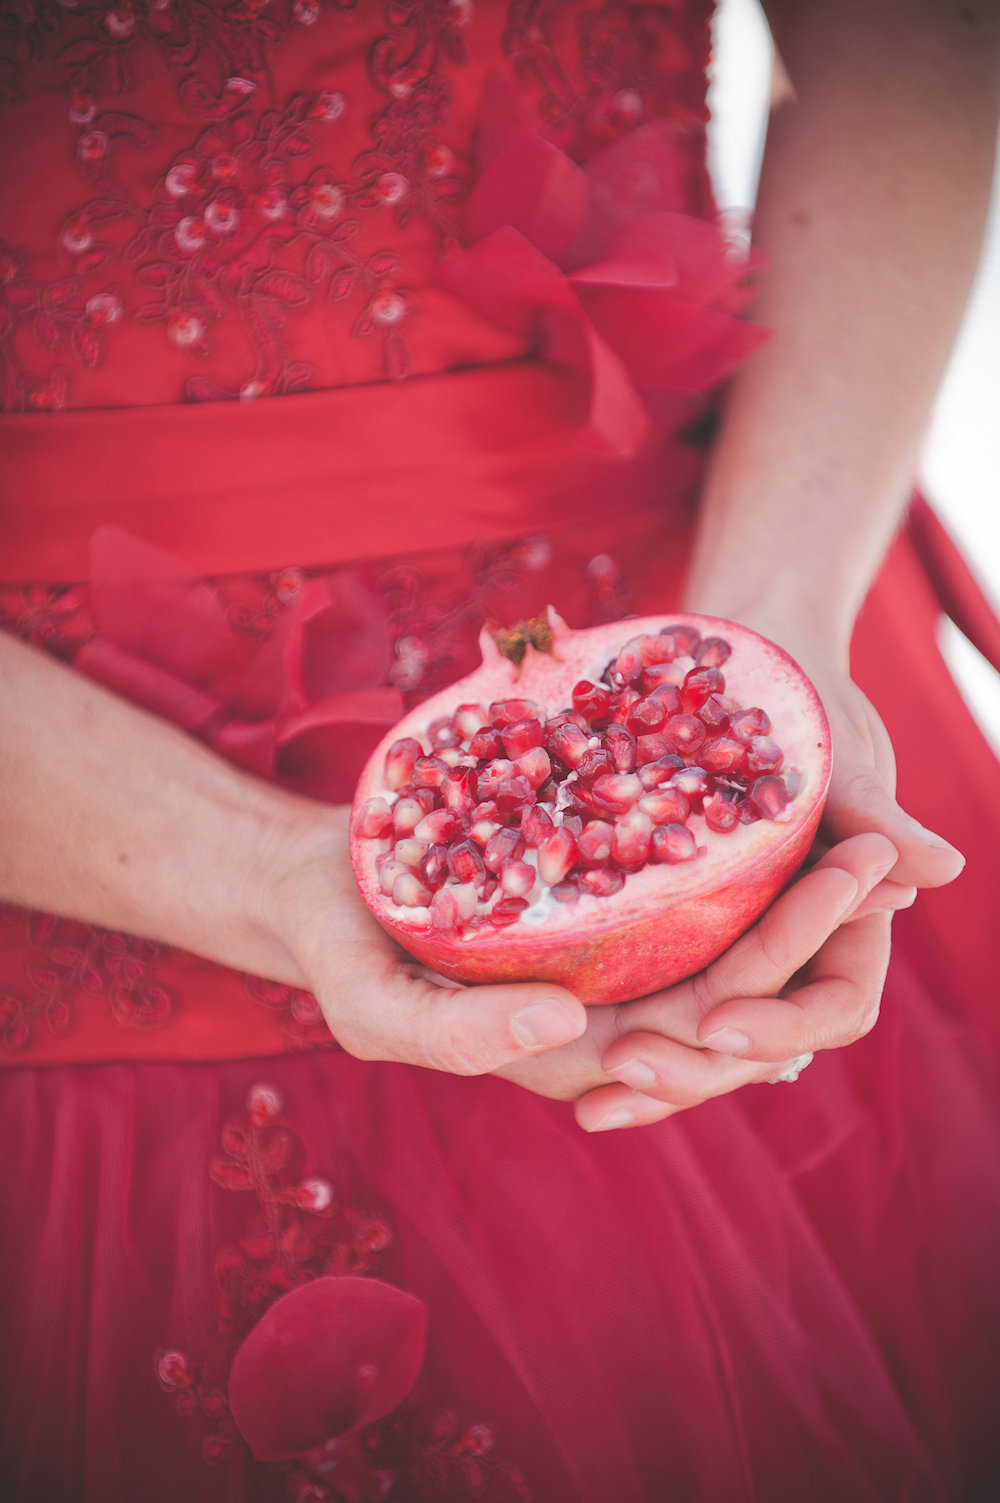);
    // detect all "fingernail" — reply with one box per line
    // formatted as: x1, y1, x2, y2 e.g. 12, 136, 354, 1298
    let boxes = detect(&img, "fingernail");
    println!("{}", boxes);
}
588, 1107, 635, 1133
511, 1000, 582, 1048
608, 1059, 658, 1091
702, 1027, 751, 1056
905, 818, 965, 862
